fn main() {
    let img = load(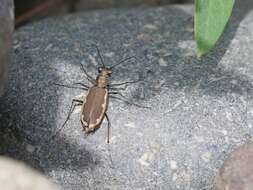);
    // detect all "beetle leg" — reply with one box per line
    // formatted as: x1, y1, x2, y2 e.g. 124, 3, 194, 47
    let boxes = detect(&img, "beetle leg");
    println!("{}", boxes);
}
110, 94, 150, 109
53, 82, 88, 91
79, 61, 96, 84
51, 99, 83, 139
108, 91, 121, 95
109, 79, 142, 87
108, 85, 127, 91
109, 91, 130, 98
73, 82, 90, 89
105, 113, 111, 143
